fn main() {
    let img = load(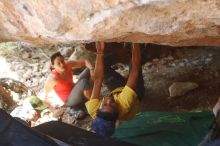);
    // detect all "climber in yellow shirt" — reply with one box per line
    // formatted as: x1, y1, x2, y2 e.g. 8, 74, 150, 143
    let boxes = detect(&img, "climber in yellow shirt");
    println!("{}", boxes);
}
85, 42, 144, 136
